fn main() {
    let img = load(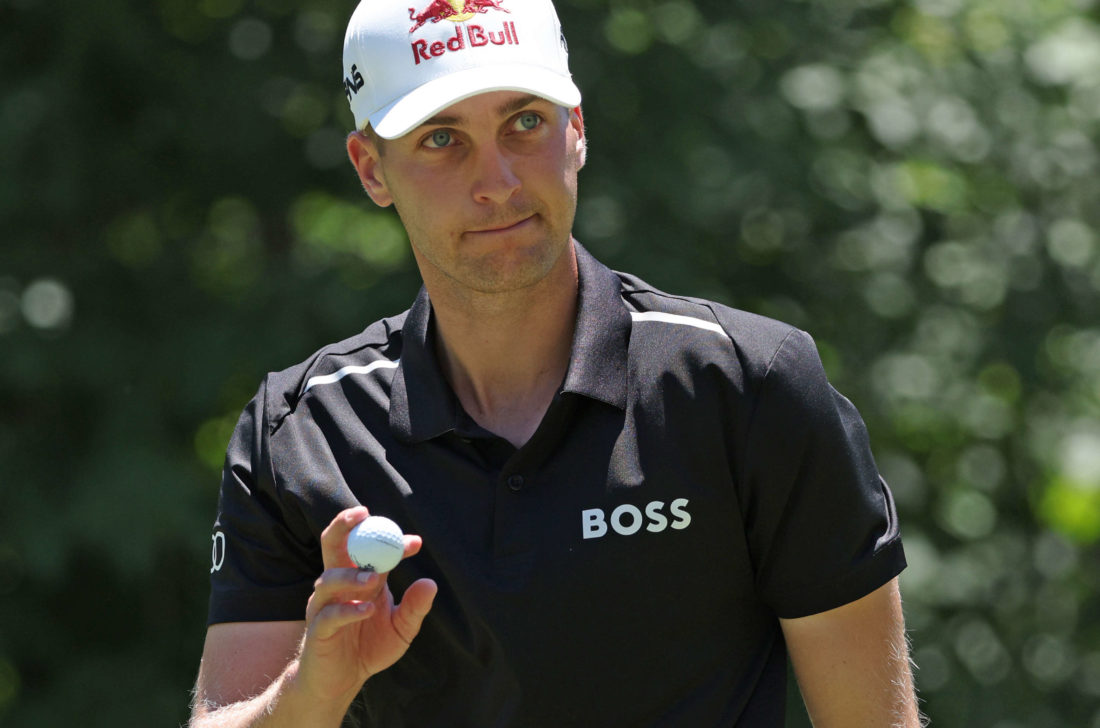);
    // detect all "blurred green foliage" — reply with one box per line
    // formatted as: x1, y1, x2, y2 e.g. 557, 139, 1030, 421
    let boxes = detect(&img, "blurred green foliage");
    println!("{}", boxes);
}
2, 0, 1100, 725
